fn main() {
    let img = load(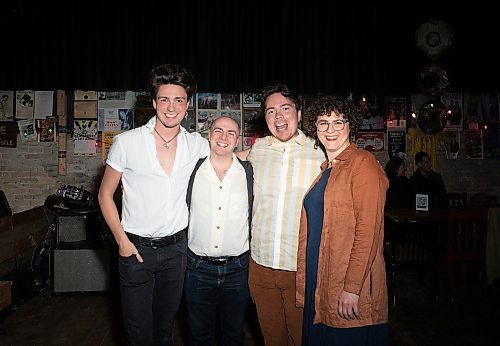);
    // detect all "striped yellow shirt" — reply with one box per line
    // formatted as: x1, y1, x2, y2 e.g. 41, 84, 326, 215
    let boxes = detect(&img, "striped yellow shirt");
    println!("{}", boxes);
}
248, 130, 325, 271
